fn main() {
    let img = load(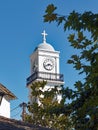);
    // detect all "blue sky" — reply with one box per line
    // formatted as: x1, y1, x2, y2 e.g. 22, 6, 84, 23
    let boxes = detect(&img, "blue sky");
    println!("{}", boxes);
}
0, 0, 98, 119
